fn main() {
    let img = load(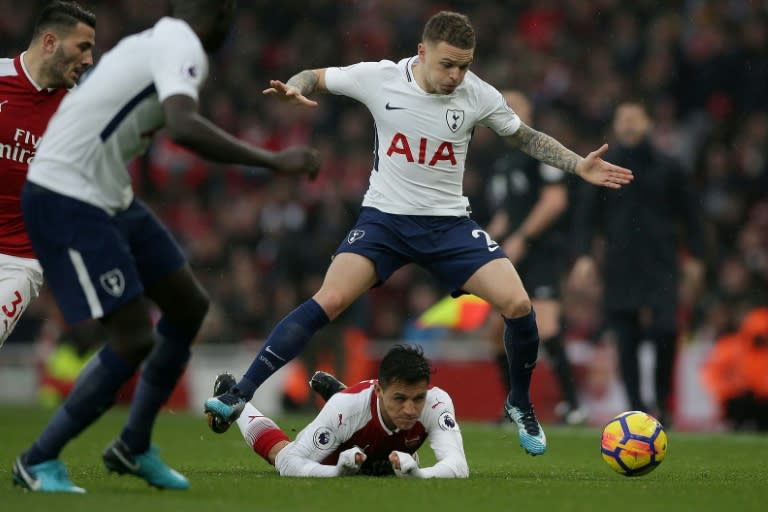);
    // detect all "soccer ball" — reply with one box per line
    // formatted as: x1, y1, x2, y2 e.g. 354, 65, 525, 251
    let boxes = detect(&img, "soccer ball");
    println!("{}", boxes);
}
600, 411, 667, 476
